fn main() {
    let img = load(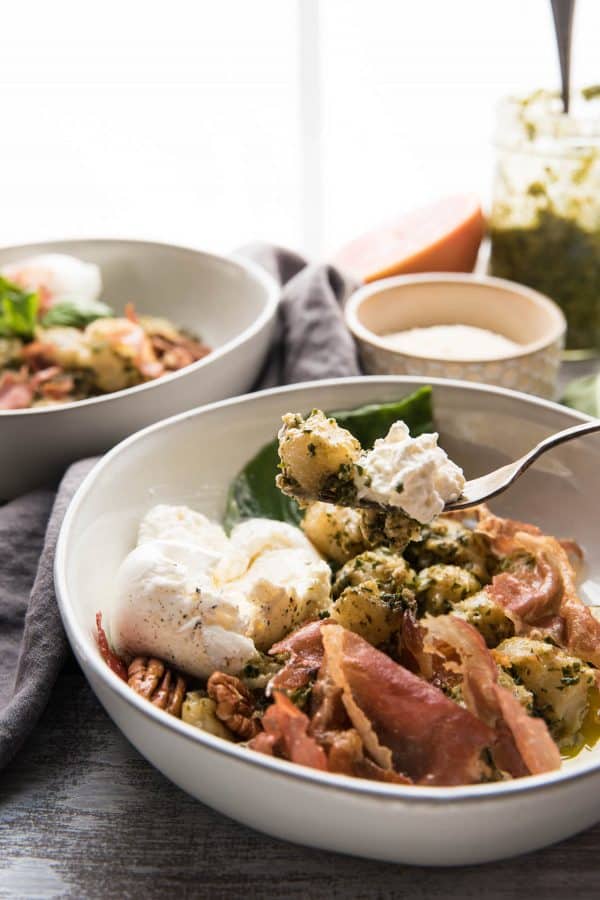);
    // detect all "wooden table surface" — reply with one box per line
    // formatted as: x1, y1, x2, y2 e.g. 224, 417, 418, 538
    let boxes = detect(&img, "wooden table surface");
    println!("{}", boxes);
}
2, 655, 600, 900
2, 361, 599, 900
